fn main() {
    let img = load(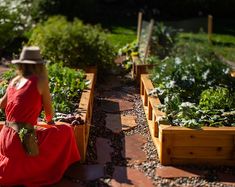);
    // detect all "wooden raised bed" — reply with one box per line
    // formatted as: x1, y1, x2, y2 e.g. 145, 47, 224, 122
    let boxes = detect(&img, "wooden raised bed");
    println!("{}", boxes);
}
140, 74, 235, 166
131, 55, 156, 84
0, 71, 96, 162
